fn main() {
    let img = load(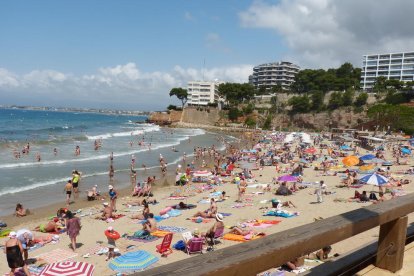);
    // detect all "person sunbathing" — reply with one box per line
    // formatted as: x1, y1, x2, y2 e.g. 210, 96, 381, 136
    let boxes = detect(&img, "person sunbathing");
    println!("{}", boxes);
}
229, 226, 252, 236
142, 213, 157, 233
193, 198, 217, 218
34, 218, 61, 233
125, 198, 157, 206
